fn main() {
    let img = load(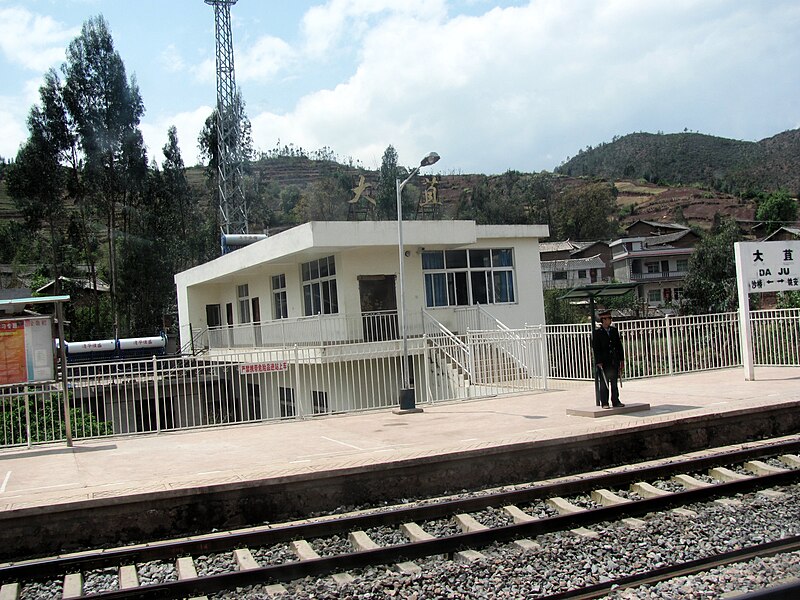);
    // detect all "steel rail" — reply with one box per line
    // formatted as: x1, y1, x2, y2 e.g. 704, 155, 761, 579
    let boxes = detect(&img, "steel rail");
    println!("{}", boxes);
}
3, 439, 799, 577
8, 468, 798, 599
